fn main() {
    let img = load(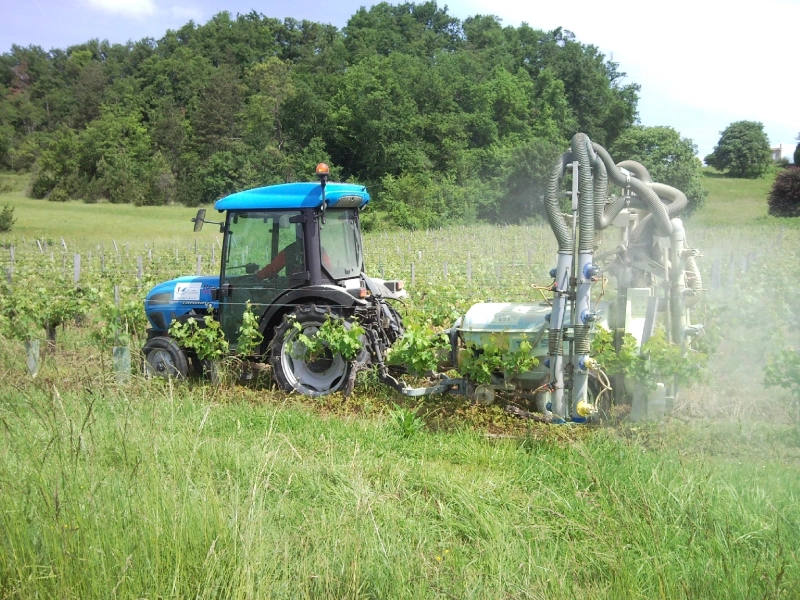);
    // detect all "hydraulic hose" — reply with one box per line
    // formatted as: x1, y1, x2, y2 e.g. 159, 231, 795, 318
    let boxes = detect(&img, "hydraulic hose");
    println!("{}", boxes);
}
592, 153, 608, 209
592, 143, 673, 237
592, 152, 627, 230
631, 183, 688, 242
616, 160, 652, 183
544, 151, 574, 253
572, 133, 595, 252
